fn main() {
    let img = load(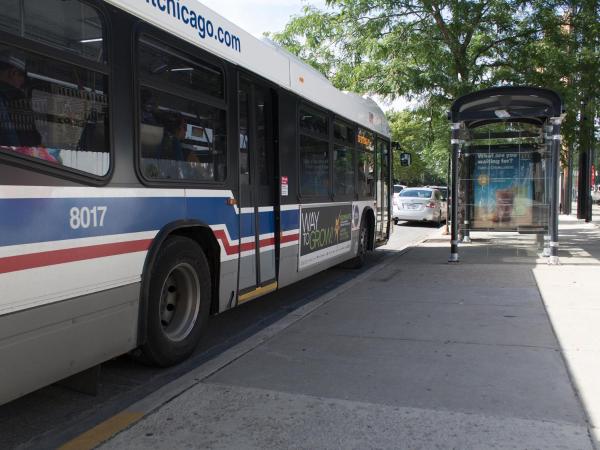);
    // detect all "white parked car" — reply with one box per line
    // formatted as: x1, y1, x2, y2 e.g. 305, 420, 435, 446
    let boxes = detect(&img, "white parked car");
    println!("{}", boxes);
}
393, 187, 447, 225
392, 184, 406, 210
426, 185, 448, 202
392, 184, 406, 198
